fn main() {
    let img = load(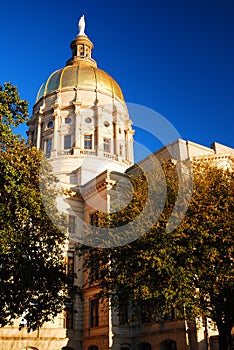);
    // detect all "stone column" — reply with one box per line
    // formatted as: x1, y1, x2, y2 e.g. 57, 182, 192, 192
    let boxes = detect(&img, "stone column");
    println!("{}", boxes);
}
95, 105, 102, 157
124, 119, 134, 163
51, 96, 61, 157
124, 129, 128, 160
112, 106, 118, 157
36, 116, 42, 150
128, 130, 135, 163
113, 122, 118, 156
53, 111, 59, 157
73, 100, 82, 154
